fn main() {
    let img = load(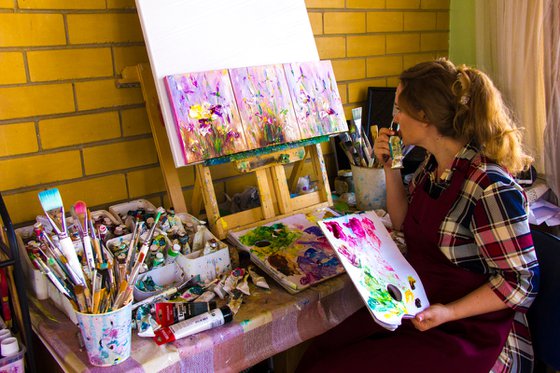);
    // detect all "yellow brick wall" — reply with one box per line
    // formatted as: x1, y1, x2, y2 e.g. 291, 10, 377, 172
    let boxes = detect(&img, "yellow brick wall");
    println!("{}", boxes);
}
0, 0, 449, 225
